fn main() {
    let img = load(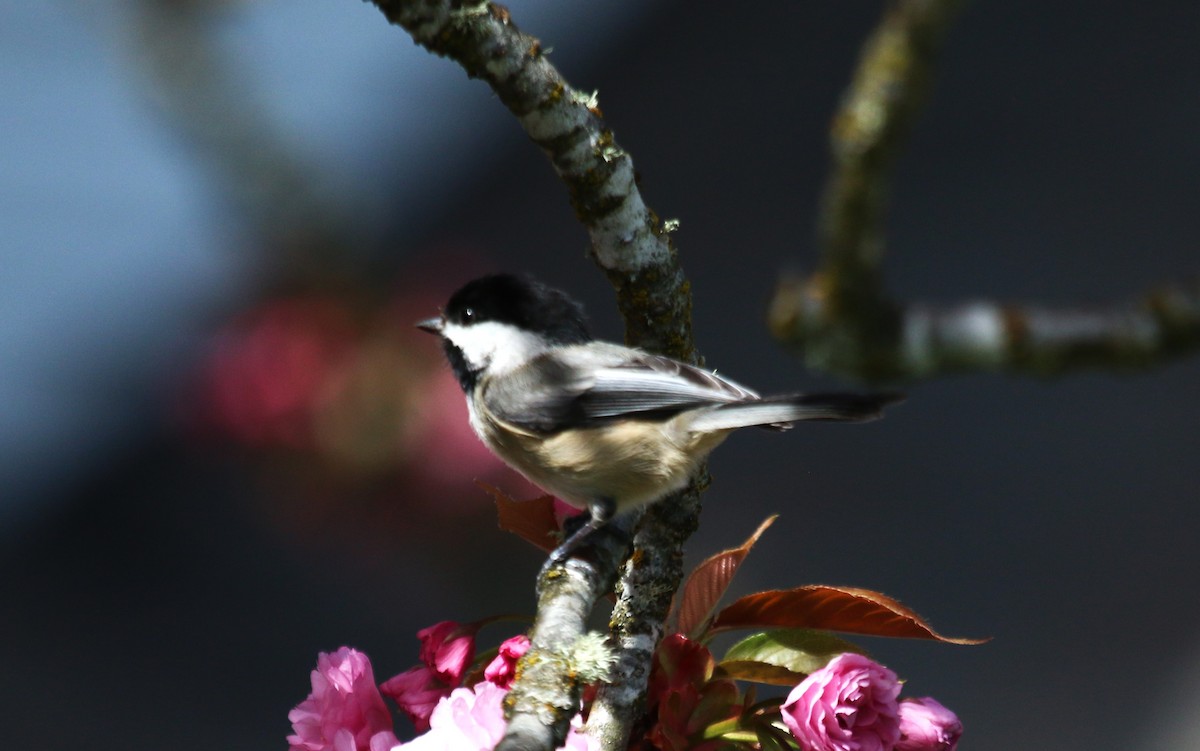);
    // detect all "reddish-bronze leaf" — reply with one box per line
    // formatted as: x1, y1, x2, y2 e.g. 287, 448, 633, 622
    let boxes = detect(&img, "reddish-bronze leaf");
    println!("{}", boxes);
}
709, 585, 987, 644
477, 481, 560, 552
676, 516, 777, 638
